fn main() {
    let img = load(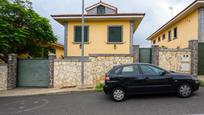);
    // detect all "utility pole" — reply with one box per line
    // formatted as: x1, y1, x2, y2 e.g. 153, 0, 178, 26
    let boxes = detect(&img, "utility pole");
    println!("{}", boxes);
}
81, 0, 85, 87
